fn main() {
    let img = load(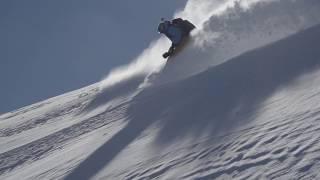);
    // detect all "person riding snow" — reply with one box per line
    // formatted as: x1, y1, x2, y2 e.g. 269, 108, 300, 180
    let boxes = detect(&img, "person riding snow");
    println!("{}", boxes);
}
157, 18, 195, 58
158, 19, 183, 57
